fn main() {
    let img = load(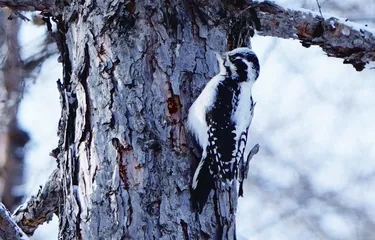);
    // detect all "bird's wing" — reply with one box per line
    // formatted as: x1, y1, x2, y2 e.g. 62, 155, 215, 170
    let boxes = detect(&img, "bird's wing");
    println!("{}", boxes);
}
191, 80, 239, 212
